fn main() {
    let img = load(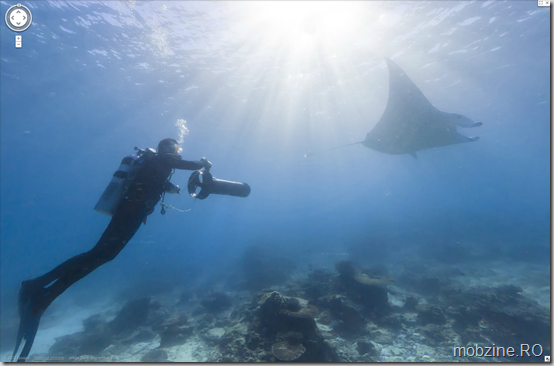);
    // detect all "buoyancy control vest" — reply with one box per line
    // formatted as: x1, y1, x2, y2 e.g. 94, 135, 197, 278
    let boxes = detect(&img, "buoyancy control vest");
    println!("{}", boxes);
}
94, 147, 156, 216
